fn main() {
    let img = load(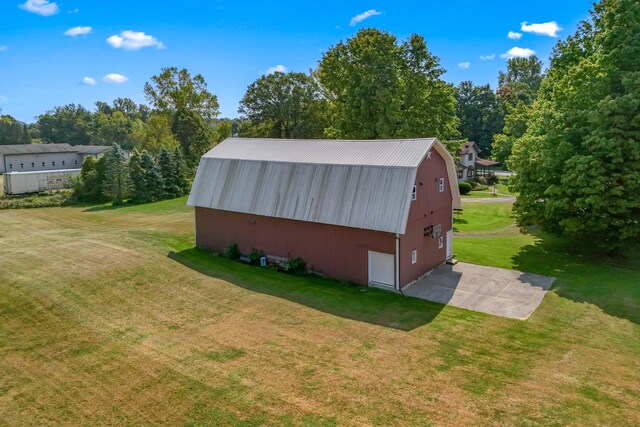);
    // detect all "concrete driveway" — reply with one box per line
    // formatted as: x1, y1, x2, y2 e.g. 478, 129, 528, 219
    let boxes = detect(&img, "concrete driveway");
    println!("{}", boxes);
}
403, 262, 555, 320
